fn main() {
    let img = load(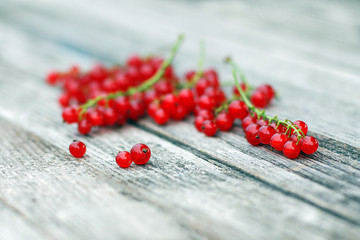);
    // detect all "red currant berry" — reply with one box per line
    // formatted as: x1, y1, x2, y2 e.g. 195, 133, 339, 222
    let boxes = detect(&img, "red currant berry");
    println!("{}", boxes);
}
116, 151, 132, 168
103, 108, 118, 125
131, 143, 151, 165
127, 55, 143, 68
153, 108, 170, 125
113, 96, 130, 116
154, 81, 174, 95
251, 91, 267, 108
171, 104, 187, 120
69, 140, 86, 158
194, 116, 206, 132
46, 71, 60, 85
232, 83, 248, 96
256, 118, 269, 126
258, 125, 276, 144
228, 100, 248, 120
201, 120, 217, 136
179, 89, 195, 111
197, 95, 216, 111
245, 123, 261, 145
258, 84, 275, 100
86, 109, 104, 126
161, 93, 178, 113
78, 119, 92, 135
241, 115, 257, 130
196, 109, 214, 120
195, 78, 210, 96
283, 141, 301, 159
58, 93, 70, 107
185, 70, 196, 81
293, 120, 308, 135
215, 112, 234, 131
300, 136, 318, 154
128, 100, 145, 120
270, 133, 289, 151
62, 107, 79, 124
